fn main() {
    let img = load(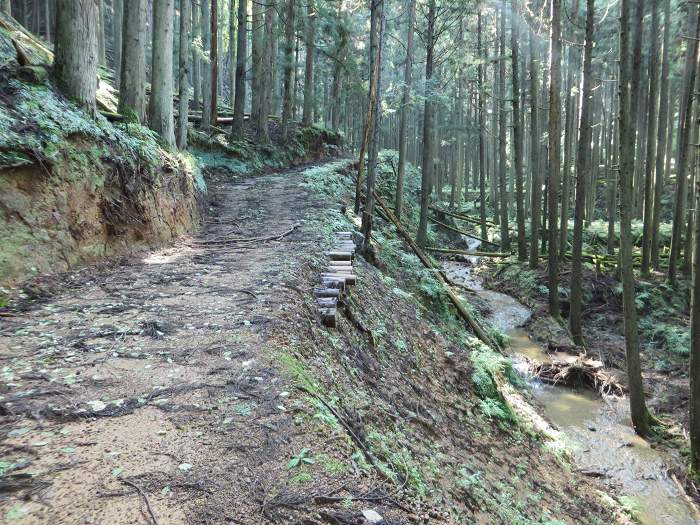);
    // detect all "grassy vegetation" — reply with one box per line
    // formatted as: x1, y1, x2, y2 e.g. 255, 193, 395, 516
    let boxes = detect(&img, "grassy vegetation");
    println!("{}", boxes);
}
282, 154, 625, 524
